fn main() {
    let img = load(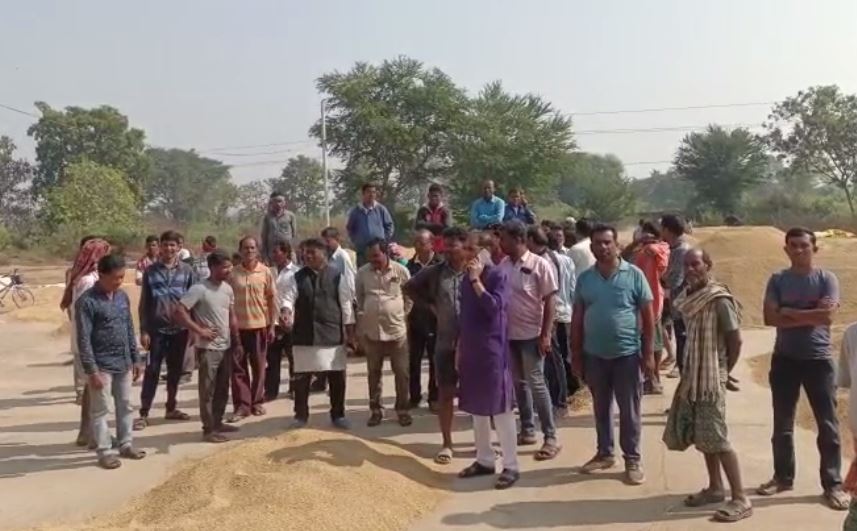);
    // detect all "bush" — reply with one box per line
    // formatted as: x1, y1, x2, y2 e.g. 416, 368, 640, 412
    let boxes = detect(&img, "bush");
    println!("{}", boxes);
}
0, 225, 10, 251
